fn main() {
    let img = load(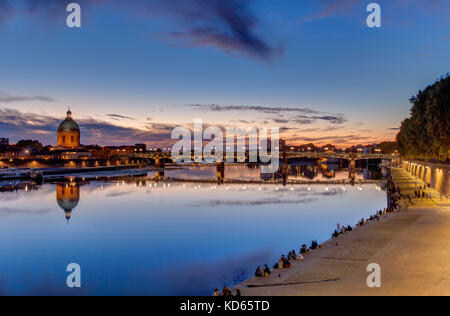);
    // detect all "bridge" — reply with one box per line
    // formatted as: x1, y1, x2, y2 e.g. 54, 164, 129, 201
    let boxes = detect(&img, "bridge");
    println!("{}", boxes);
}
128, 152, 398, 162
285, 152, 398, 161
